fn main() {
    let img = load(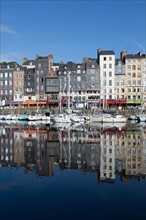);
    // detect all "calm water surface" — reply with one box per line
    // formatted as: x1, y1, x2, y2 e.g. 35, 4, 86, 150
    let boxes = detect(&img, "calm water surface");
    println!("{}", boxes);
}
0, 121, 146, 220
